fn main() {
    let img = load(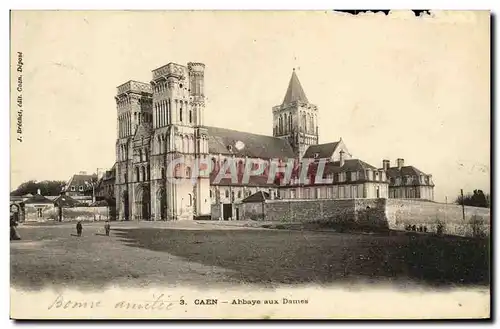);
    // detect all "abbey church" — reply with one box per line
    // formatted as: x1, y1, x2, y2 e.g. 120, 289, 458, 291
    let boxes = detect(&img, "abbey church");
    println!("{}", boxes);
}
115, 62, 435, 221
